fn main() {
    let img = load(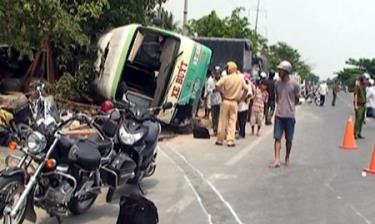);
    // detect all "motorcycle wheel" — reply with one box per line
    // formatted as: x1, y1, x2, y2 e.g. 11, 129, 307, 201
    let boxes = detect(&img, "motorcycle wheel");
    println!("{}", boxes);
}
0, 176, 26, 224
145, 158, 157, 178
69, 193, 98, 215
69, 177, 98, 215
